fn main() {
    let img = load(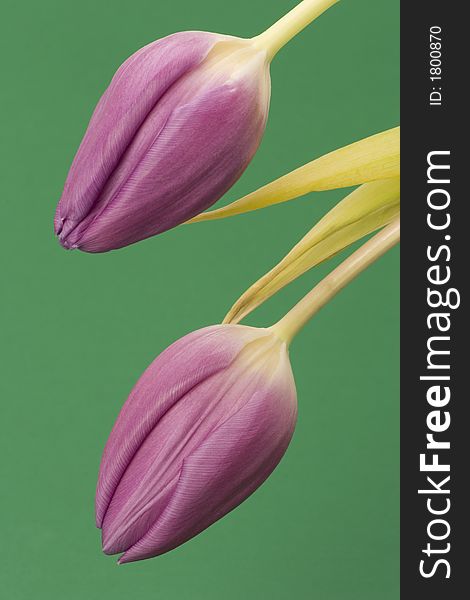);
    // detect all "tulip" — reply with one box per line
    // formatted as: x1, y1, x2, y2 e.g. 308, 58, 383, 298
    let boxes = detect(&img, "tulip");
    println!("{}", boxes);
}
55, 0, 339, 252
97, 218, 399, 564
96, 324, 297, 563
